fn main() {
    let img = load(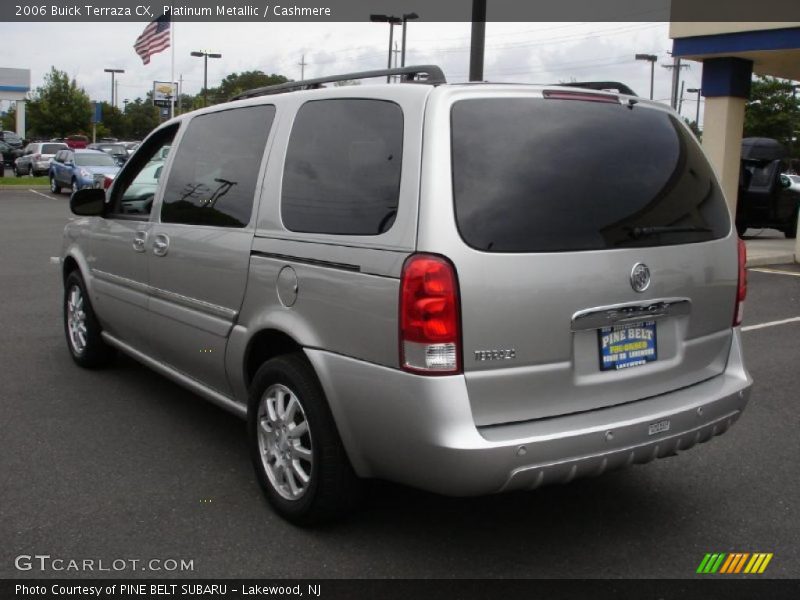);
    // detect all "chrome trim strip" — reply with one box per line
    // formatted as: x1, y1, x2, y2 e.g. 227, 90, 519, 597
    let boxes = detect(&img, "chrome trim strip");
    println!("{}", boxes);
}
91, 268, 238, 321
101, 332, 247, 419
571, 298, 691, 331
